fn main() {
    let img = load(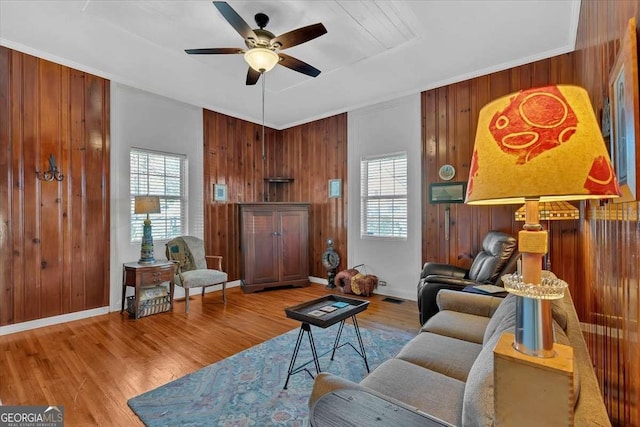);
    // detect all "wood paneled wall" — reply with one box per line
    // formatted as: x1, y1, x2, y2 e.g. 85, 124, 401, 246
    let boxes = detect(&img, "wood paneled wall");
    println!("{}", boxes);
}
279, 115, 348, 276
421, 55, 580, 292
0, 47, 110, 326
202, 110, 276, 281
202, 110, 347, 281
574, 1, 640, 426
